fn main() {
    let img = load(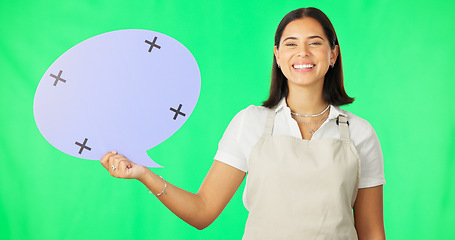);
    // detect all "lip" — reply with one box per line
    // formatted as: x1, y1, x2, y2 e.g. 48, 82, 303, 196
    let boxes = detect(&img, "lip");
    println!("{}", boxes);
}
292, 62, 315, 72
